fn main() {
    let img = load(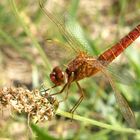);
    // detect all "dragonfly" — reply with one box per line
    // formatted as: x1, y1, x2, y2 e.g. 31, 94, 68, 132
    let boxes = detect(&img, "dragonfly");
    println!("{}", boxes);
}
39, 0, 140, 128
